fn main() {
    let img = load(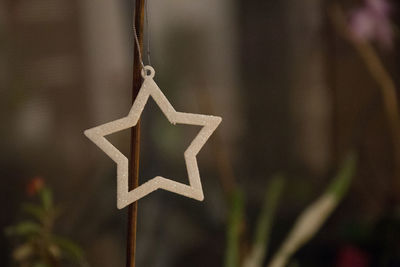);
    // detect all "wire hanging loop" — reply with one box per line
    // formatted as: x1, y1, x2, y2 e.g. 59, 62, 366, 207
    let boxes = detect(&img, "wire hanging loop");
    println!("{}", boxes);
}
141, 65, 155, 79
